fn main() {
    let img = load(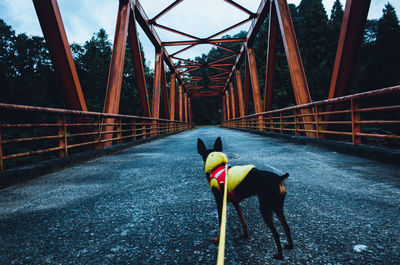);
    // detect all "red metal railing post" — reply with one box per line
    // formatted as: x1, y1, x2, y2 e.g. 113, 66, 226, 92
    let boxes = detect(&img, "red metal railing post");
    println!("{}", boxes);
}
96, 115, 101, 149
57, 114, 68, 158
0, 124, 3, 171
294, 109, 299, 136
117, 117, 122, 144
351, 98, 361, 144
316, 105, 320, 140
270, 113, 273, 132
132, 119, 136, 141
